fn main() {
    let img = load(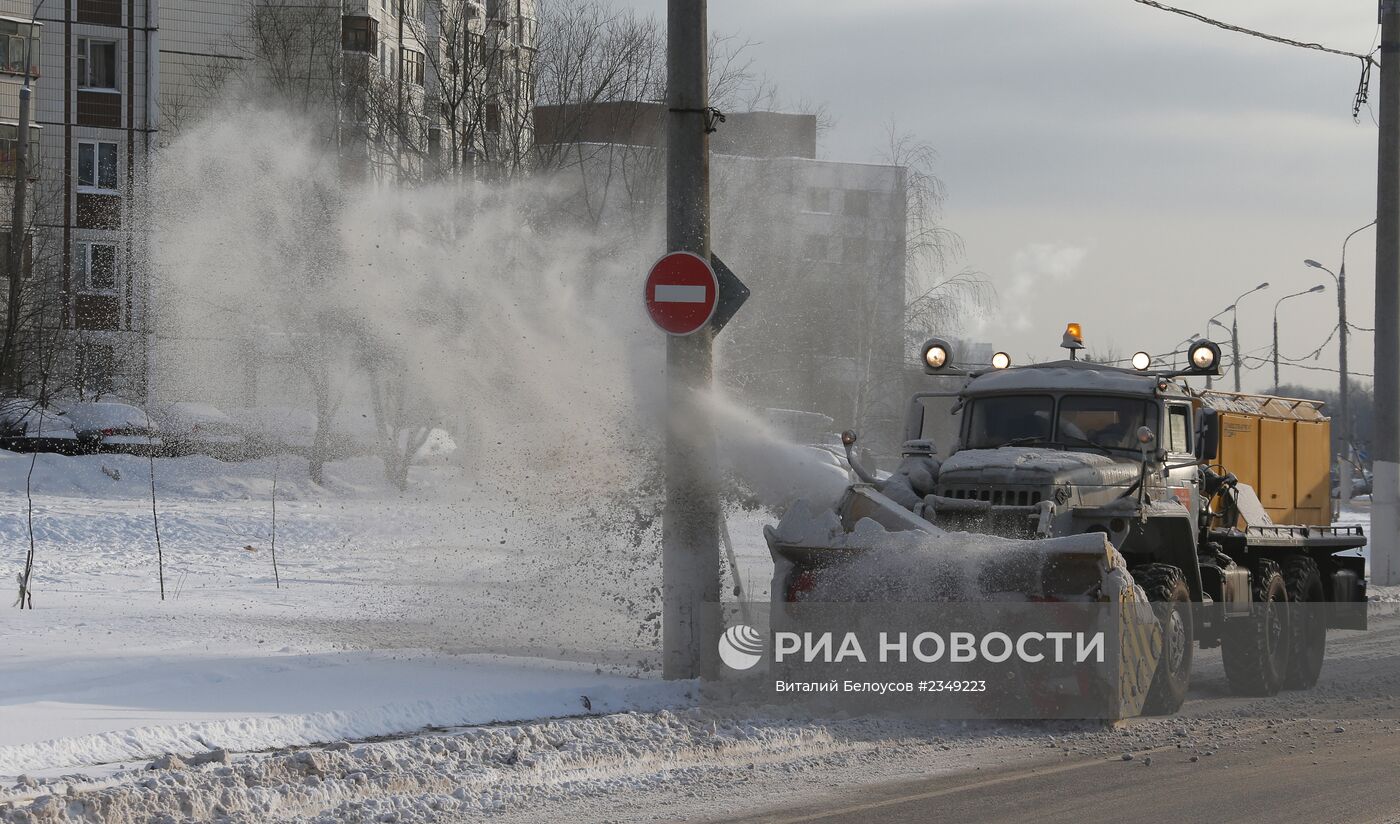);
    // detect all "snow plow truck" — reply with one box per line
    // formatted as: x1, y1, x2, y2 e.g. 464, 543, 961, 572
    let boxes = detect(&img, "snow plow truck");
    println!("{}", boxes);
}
765, 324, 1367, 716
